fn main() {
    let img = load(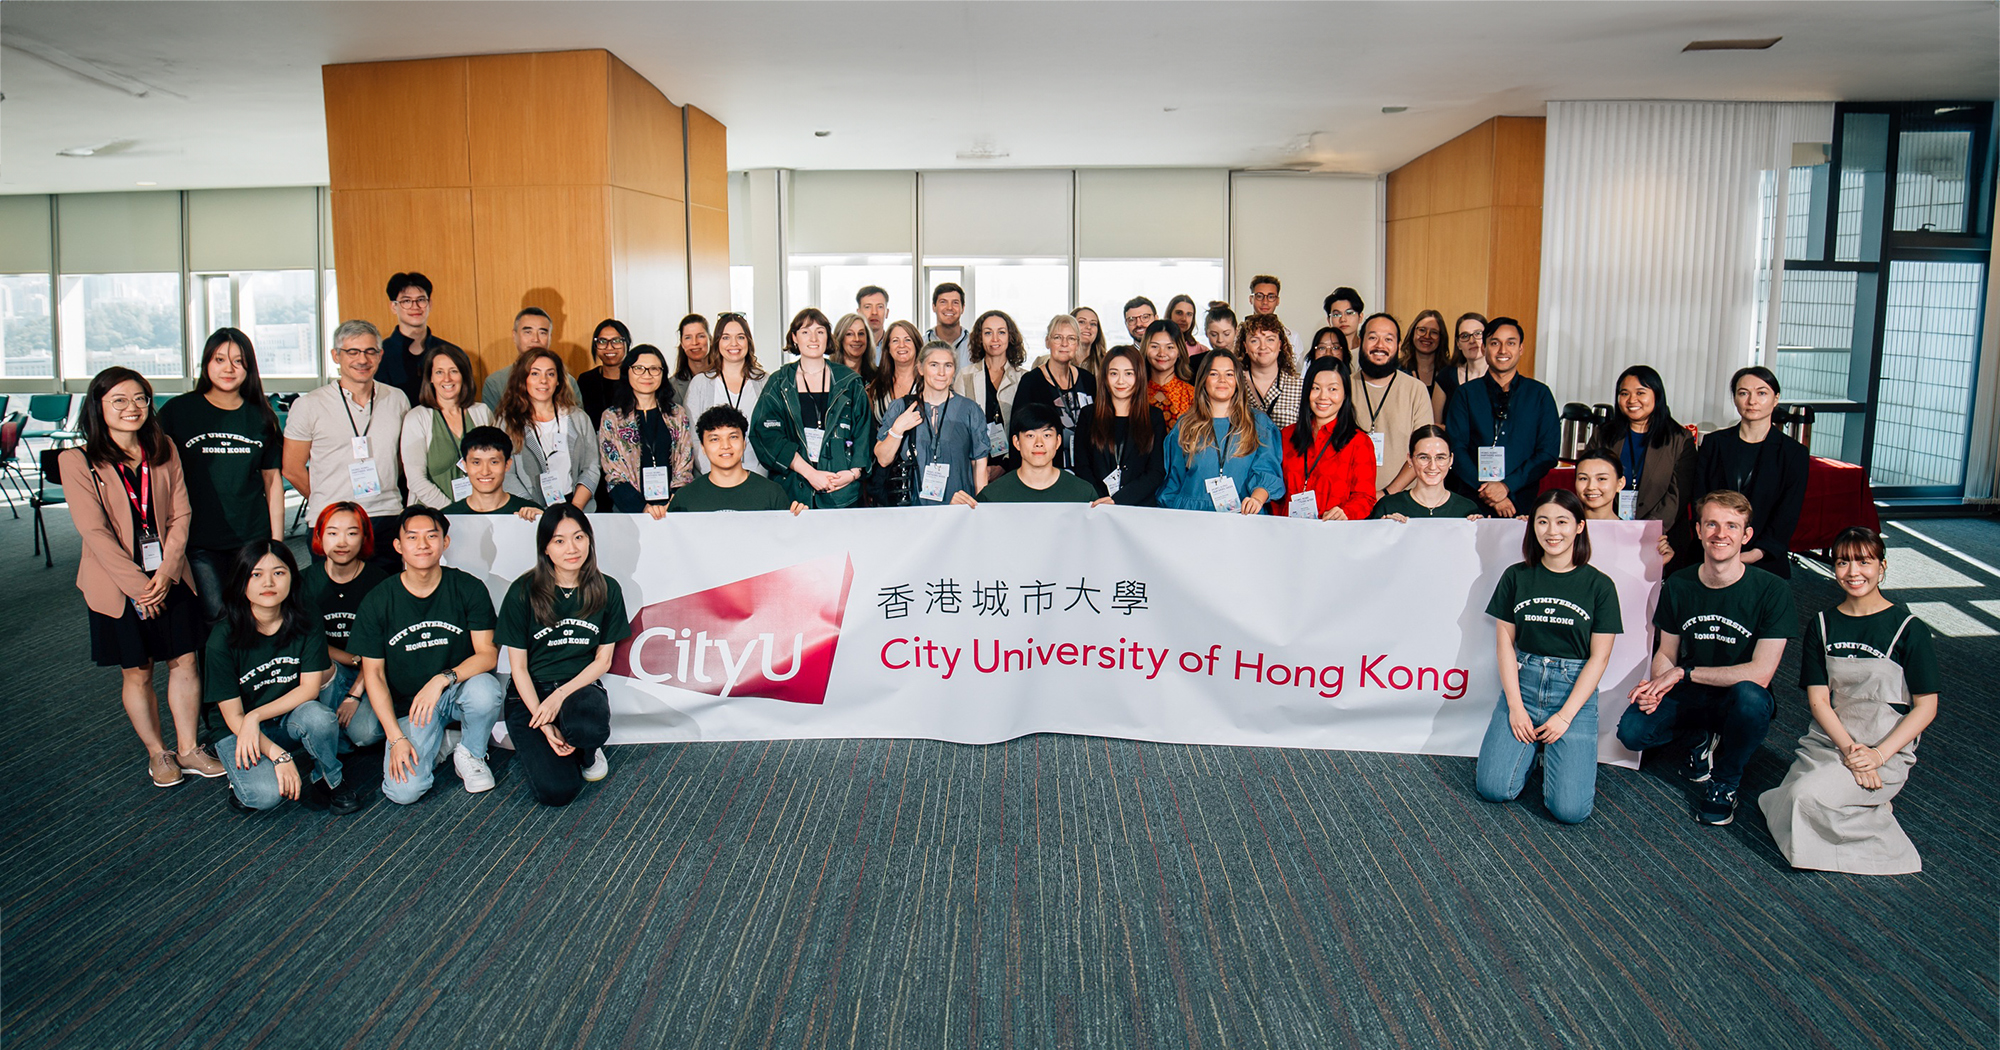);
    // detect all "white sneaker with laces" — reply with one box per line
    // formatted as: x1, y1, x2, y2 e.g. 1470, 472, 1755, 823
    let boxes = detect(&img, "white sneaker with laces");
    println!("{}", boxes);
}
582, 748, 609, 783
438, 728, 462, 768
453, 742, 496, 793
